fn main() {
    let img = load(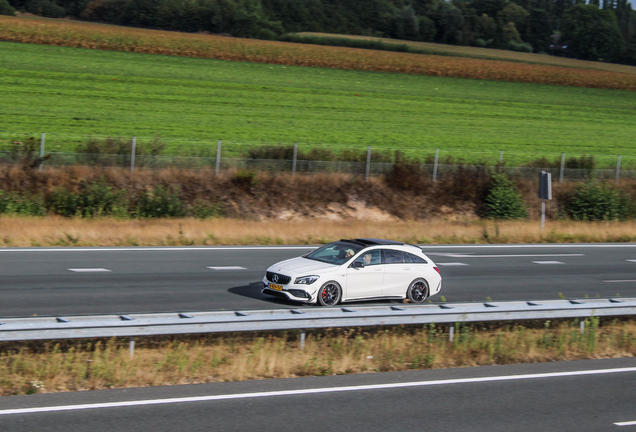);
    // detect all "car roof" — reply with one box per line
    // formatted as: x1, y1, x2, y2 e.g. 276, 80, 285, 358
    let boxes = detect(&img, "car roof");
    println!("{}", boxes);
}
341, 238, 404, 246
